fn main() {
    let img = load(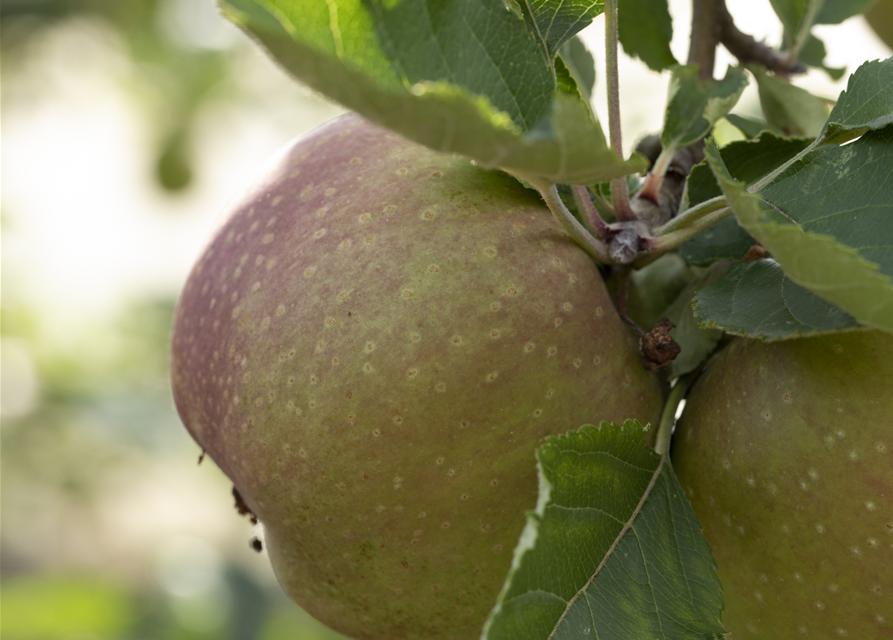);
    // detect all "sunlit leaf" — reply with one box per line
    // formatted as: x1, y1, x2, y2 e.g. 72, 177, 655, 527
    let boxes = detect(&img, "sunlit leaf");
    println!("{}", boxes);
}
518, 0, 605, 58
221, 0, 644, 184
